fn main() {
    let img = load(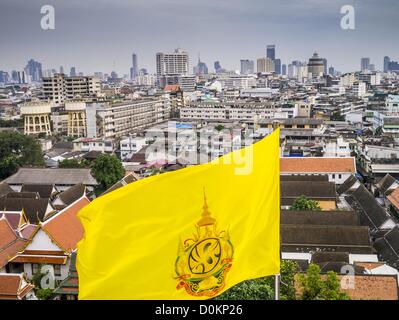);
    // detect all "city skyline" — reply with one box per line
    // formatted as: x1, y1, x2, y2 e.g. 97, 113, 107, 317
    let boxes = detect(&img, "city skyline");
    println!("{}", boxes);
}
1, 0, 399, 75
